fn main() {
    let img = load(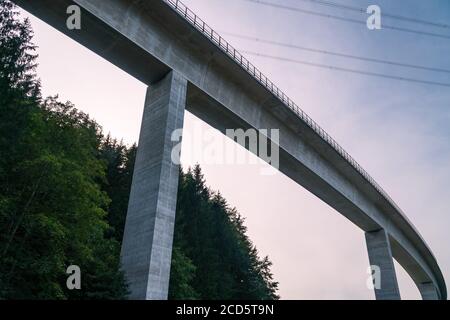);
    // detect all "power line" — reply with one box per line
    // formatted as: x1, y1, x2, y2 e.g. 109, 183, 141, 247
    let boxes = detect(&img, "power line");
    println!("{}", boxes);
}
241, 50, 450, 87
222, 31, 450, 74
295, 0, 450, 29
241, 0, 450, 40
